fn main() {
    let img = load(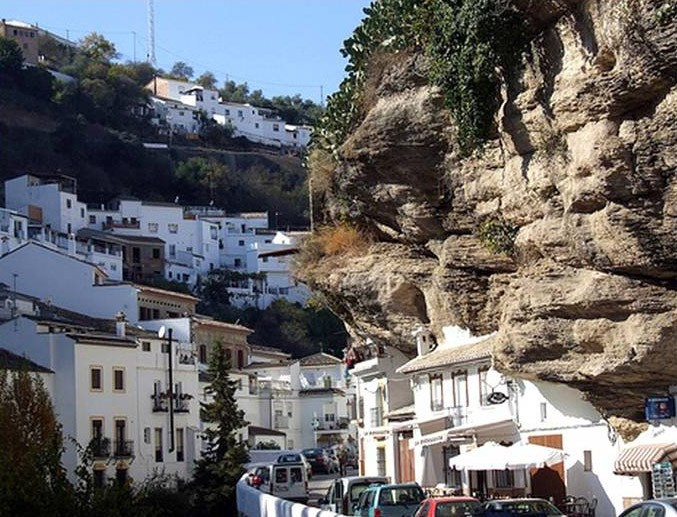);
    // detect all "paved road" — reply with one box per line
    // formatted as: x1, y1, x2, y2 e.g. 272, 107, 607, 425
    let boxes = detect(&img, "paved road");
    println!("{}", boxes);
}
307, 466, 360, 507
